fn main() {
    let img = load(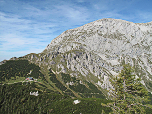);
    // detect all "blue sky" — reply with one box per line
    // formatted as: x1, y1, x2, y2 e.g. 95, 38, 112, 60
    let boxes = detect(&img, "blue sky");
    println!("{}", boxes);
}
0, 0, 152, 61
